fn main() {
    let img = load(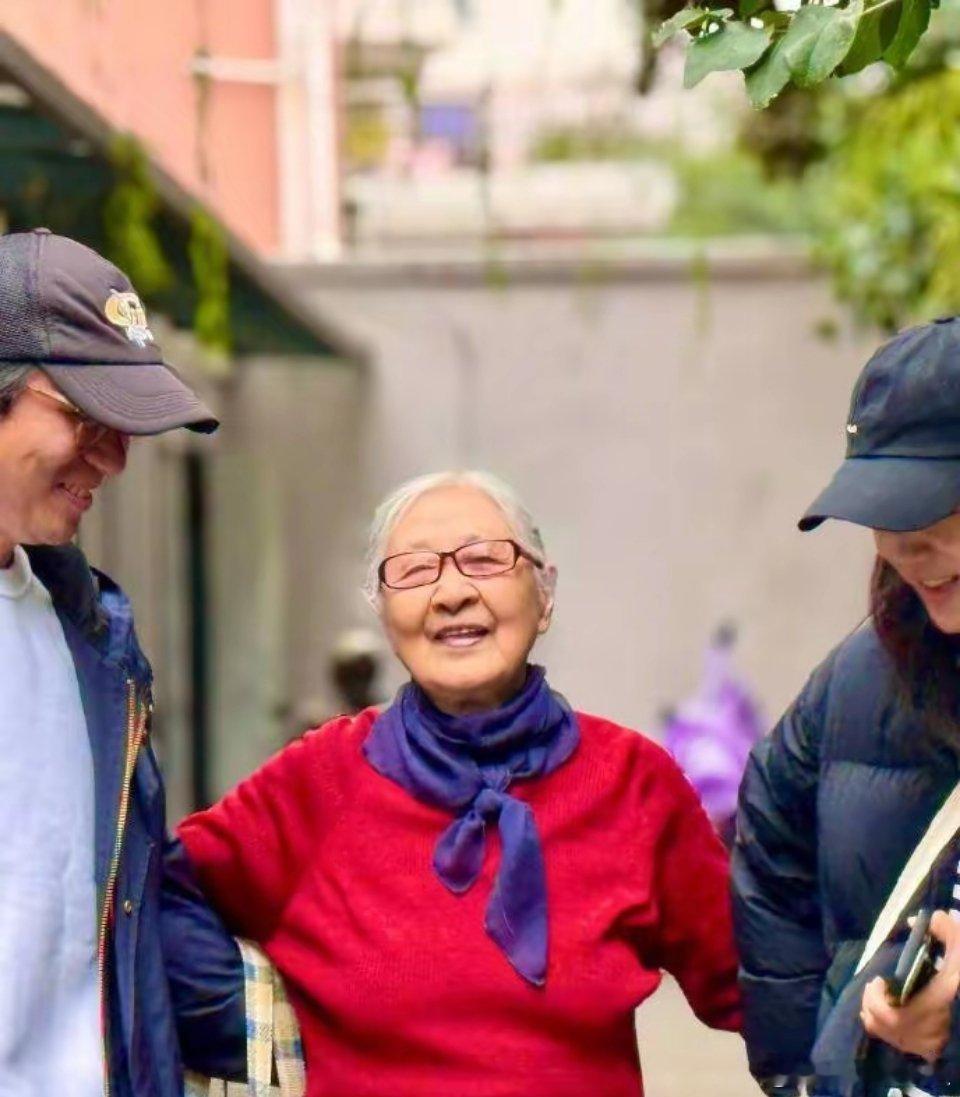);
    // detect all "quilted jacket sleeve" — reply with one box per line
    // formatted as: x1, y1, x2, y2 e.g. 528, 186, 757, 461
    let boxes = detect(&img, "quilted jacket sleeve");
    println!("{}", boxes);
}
161, 836, 247, 1080
731, 676, 831, 1084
